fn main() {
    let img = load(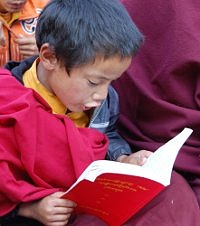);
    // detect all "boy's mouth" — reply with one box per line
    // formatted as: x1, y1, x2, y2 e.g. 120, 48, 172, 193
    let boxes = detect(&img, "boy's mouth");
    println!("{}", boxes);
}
83, 106, 92, 111
82, 104, 100, 111
83, 101, 102, 111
